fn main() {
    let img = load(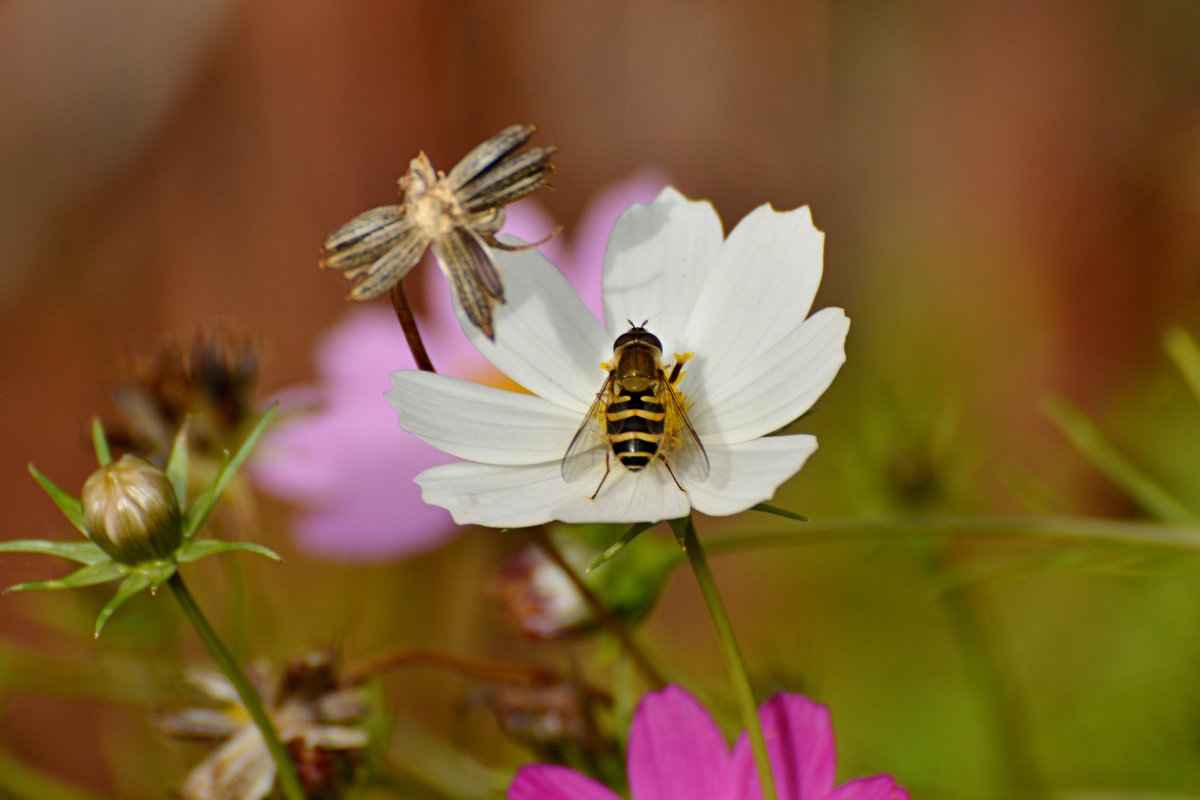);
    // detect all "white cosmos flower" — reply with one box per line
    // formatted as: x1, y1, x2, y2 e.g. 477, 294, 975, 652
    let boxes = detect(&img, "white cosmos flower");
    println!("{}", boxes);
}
385, 187, 849, 526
